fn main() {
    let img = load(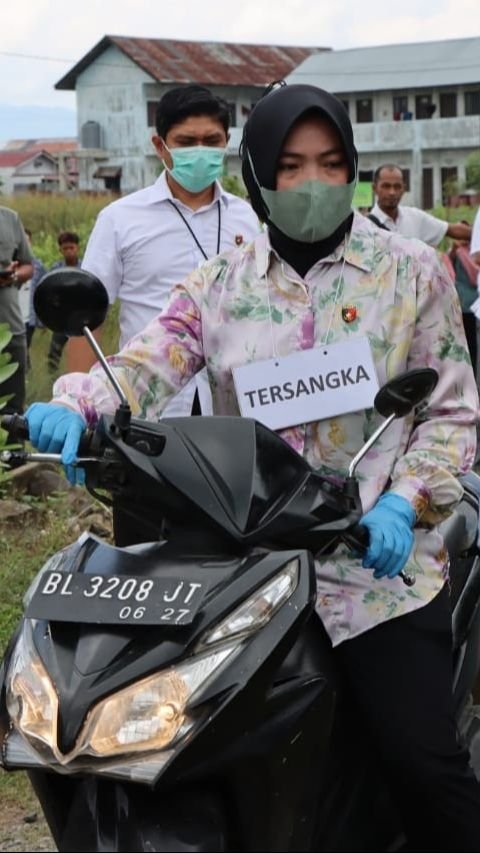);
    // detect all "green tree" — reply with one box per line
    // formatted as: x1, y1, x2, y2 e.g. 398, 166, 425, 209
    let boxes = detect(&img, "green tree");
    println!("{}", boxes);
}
465, 151, 480, 192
